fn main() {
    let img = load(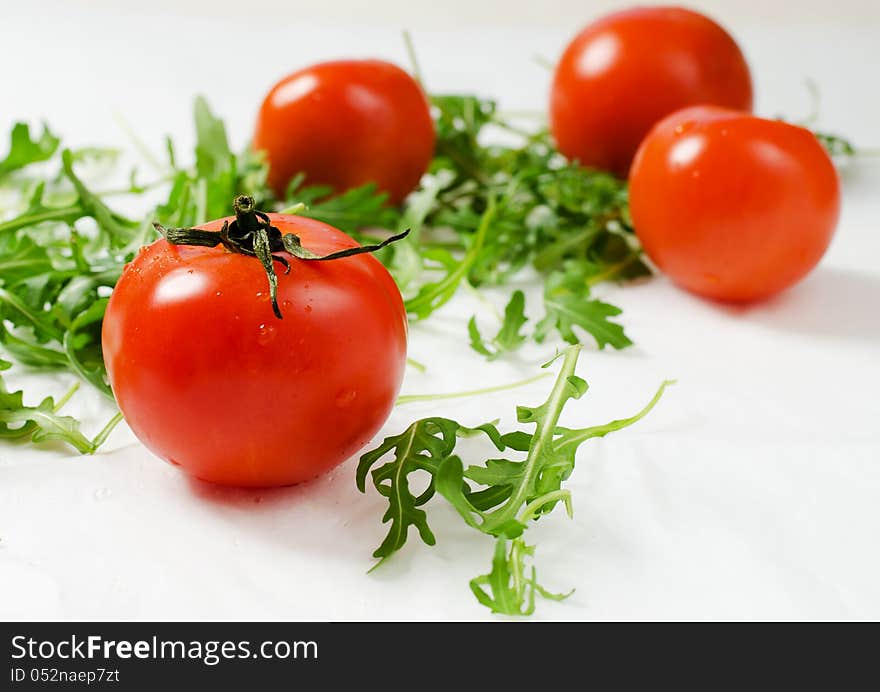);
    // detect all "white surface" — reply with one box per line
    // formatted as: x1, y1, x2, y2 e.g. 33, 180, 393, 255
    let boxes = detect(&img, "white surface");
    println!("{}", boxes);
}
1, 5, 879, 621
